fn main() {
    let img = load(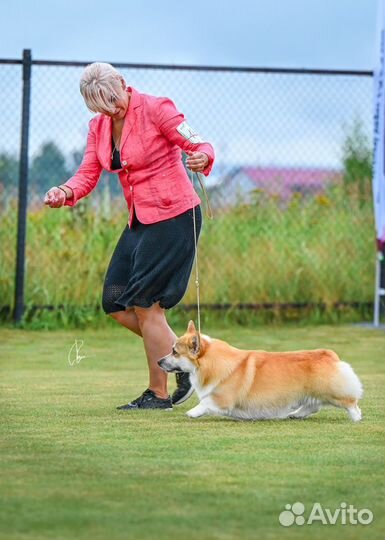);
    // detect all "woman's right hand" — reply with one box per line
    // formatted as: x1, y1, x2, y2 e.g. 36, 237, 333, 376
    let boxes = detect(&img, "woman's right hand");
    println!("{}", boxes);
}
44, 187, 66, 208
